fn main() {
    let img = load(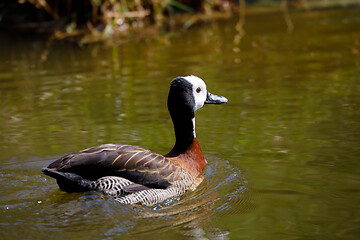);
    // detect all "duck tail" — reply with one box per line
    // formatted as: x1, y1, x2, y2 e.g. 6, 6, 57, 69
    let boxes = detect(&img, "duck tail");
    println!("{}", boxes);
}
42, 168, 93, 192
